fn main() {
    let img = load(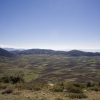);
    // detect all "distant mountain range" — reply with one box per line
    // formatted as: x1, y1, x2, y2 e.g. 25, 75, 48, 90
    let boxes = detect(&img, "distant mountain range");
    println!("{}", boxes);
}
18, 49, 65, 54
1, 48, 100, 57
66, 50, 100, 56
13, 49, 100, 56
